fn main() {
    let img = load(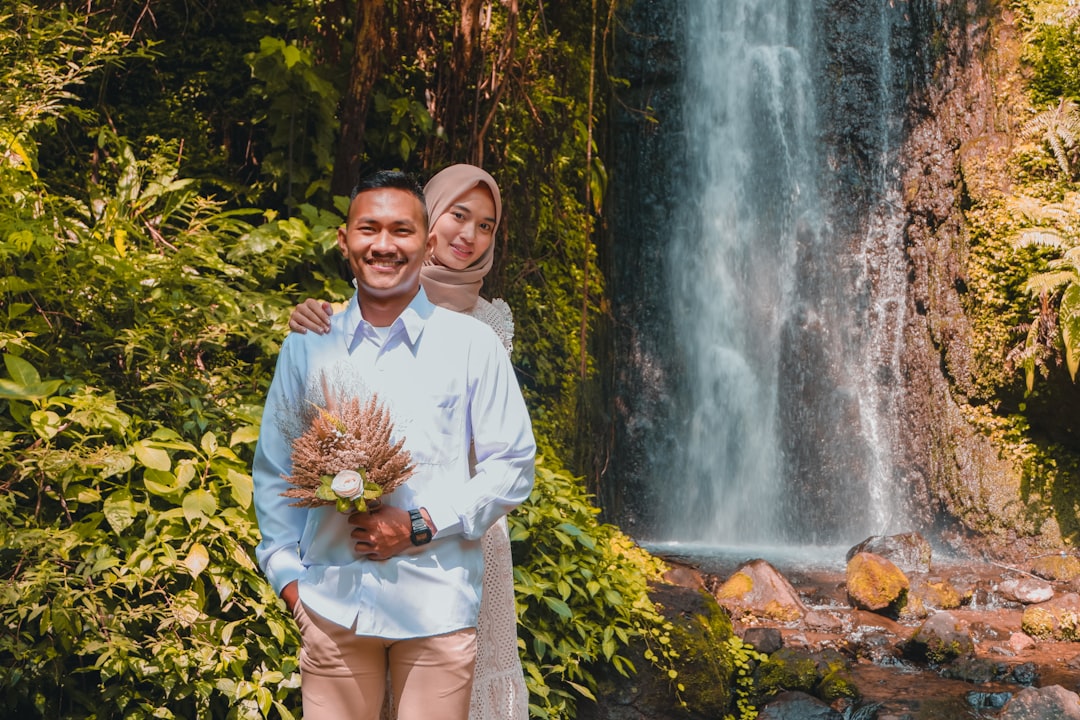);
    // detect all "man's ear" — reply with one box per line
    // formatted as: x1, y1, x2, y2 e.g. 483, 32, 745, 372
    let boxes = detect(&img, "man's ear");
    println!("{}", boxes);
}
337, 225, 348, 256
